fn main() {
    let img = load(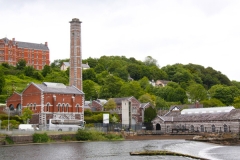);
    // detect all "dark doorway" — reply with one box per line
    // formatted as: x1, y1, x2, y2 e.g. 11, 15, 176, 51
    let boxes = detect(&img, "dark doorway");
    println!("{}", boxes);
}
156, 123, 161, 130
